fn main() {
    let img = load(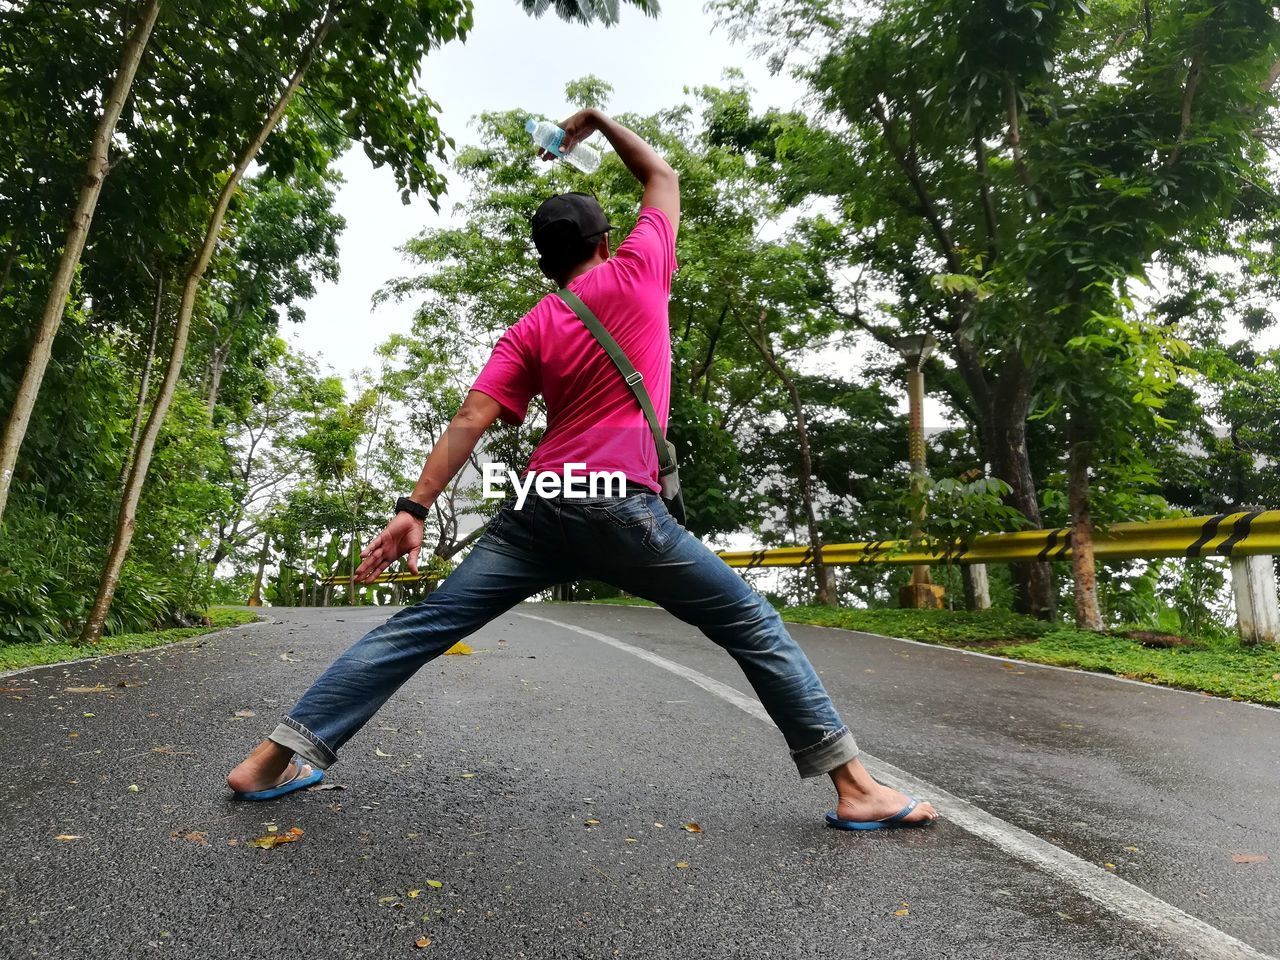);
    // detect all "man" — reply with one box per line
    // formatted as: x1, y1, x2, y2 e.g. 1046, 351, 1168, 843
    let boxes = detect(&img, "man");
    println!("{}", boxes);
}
228, 109, 938, 830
